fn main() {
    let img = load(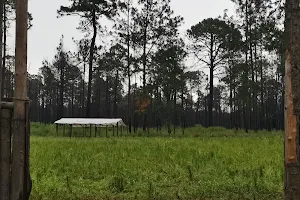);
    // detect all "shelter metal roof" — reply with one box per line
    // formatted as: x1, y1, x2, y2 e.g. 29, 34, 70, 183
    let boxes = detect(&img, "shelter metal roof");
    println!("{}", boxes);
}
54, 118, 126, 126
